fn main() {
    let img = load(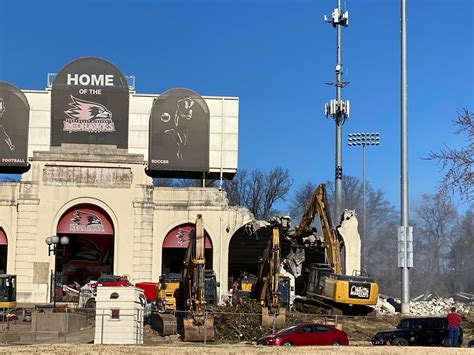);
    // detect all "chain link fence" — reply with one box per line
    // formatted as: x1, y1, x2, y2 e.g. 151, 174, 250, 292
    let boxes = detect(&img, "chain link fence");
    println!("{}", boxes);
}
1, 306, 401, 346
